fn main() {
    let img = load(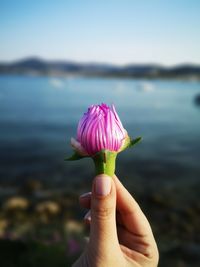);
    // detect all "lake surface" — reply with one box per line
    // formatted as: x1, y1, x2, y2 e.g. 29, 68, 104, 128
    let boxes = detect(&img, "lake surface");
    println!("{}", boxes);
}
0, 75, 200, 193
